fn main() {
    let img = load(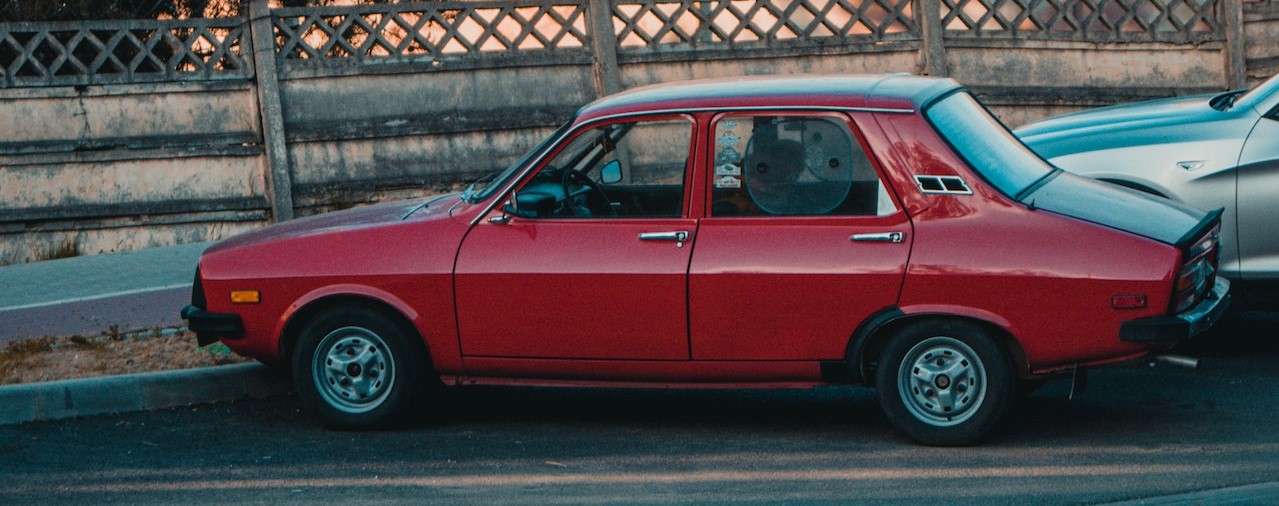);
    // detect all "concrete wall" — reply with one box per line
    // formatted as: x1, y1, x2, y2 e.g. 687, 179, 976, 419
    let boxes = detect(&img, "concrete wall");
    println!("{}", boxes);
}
0, 80, 267, 263
280, 66, 594, 211
1, 0, 1276, 265
1246, 1, 1279, 85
